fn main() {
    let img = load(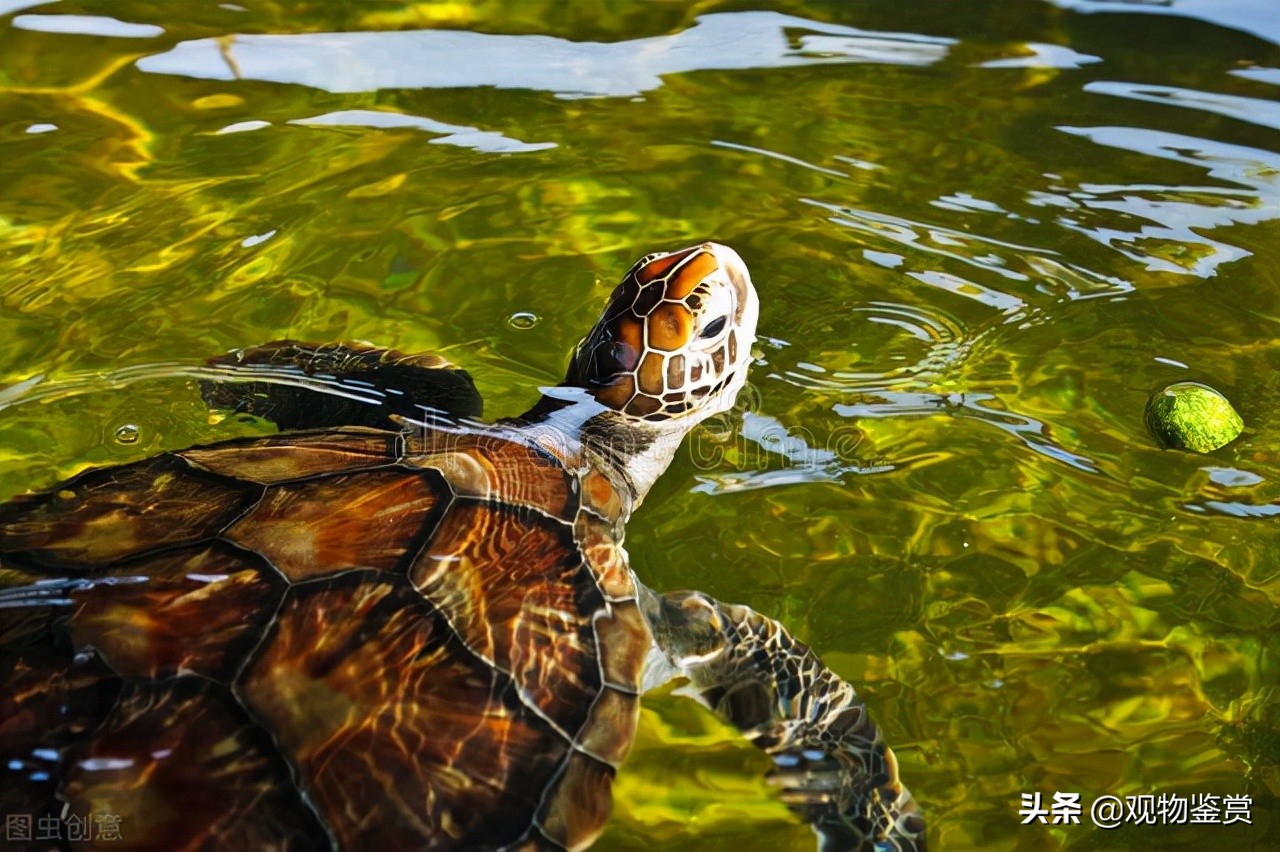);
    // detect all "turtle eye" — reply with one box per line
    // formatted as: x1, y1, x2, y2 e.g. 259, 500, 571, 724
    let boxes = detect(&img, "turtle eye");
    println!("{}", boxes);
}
699, 316, 728, 340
